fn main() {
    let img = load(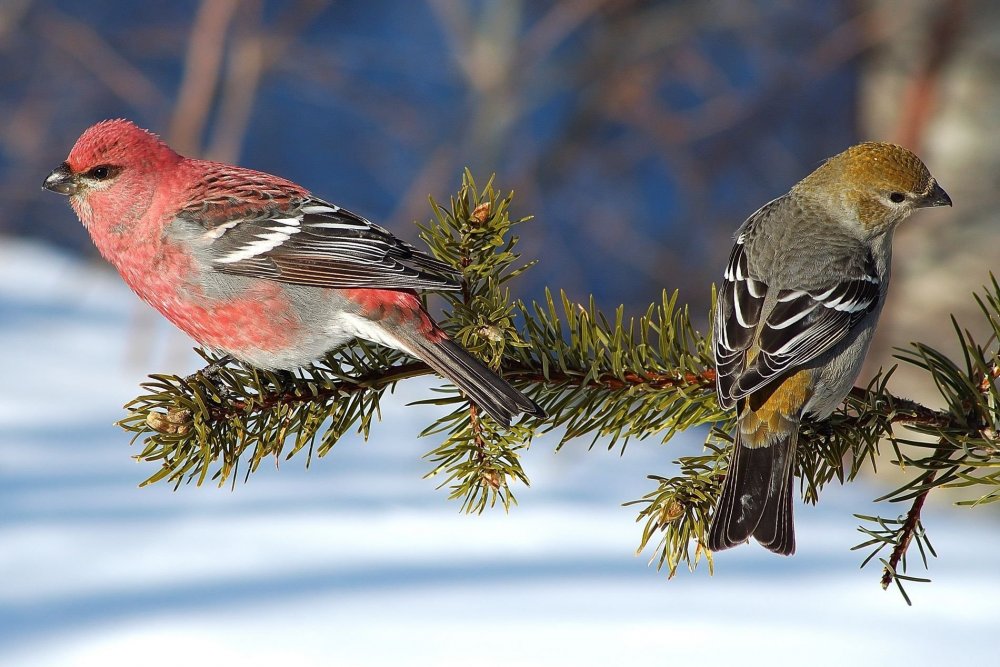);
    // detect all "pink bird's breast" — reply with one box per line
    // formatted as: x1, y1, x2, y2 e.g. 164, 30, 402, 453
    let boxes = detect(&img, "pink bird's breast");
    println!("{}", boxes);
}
117, 237, 303, 356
